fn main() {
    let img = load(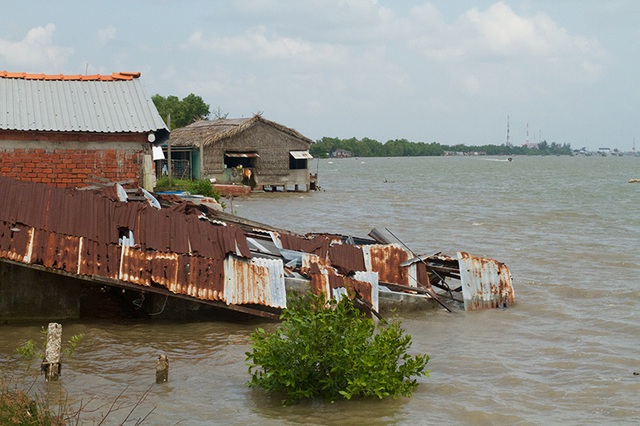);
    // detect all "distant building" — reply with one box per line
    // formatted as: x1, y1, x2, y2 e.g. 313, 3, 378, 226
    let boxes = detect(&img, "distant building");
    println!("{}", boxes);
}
330, 149, 352, 158
0, 71, 168, 190
597, 147, 611, 156
168, 114, 315, 192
